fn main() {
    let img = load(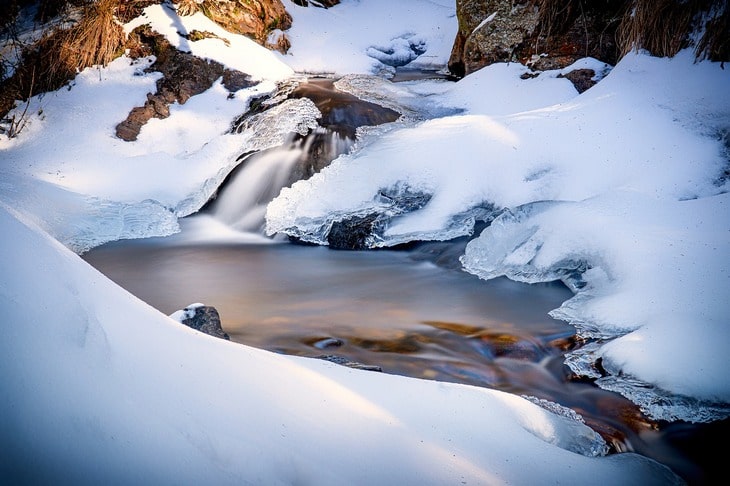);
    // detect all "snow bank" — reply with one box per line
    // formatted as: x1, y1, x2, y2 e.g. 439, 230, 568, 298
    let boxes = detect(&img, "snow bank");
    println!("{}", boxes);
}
281, 0, 457, 75
124, 3, 294, 81
0, 204, 681, 483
